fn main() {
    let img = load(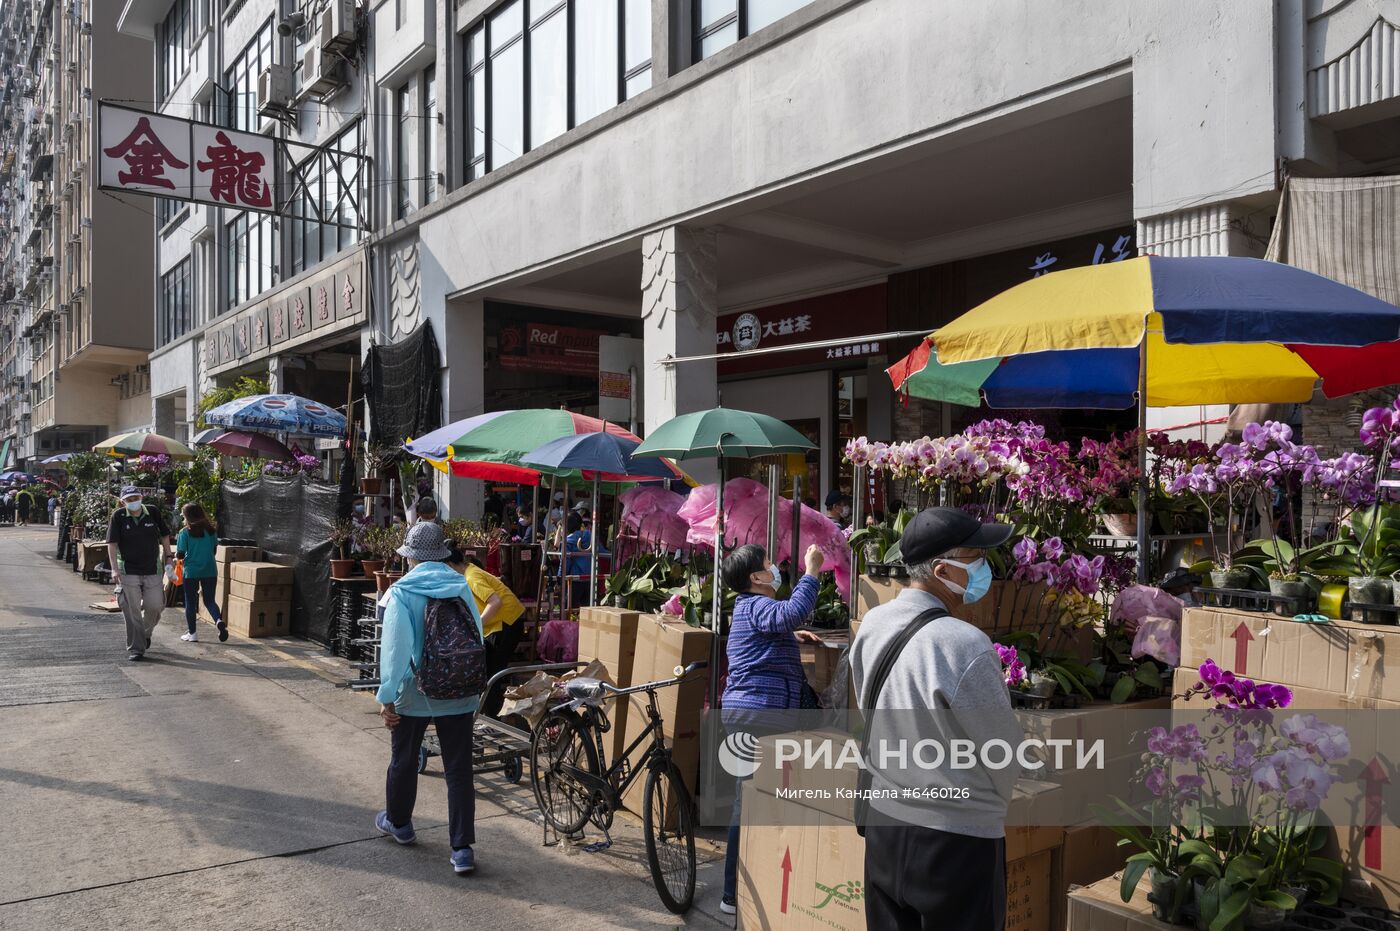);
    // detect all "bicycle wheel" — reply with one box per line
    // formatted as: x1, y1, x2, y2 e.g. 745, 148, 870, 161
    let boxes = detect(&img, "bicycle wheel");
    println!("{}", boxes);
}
642, 760, 697, 914
530, 709, 600, 836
